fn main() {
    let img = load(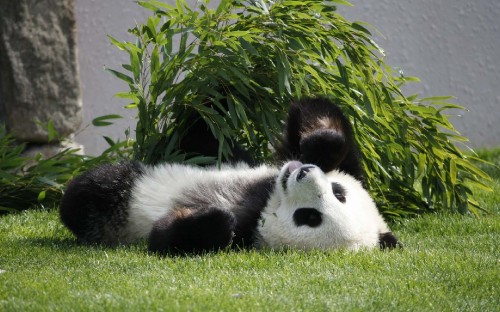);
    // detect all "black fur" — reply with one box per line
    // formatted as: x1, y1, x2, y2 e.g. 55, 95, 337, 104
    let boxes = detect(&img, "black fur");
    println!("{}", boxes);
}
276, 97, 363, 180
231, 176, 276, 247
379, 232, 403, 250
59, 161, 144, 245
331, 182, 346, 203
148, 207, 237, 255
293, 208, 323, 228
